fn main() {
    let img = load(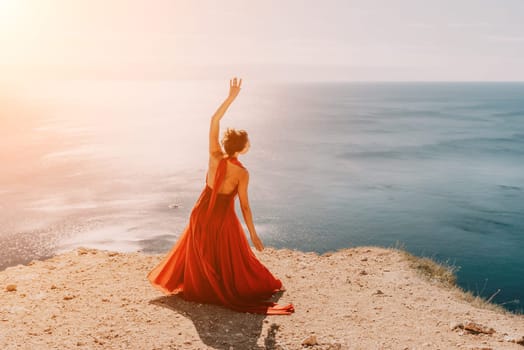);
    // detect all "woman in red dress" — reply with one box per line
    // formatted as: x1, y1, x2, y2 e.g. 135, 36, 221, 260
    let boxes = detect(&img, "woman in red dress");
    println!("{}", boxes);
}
147, 77, 294, 315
